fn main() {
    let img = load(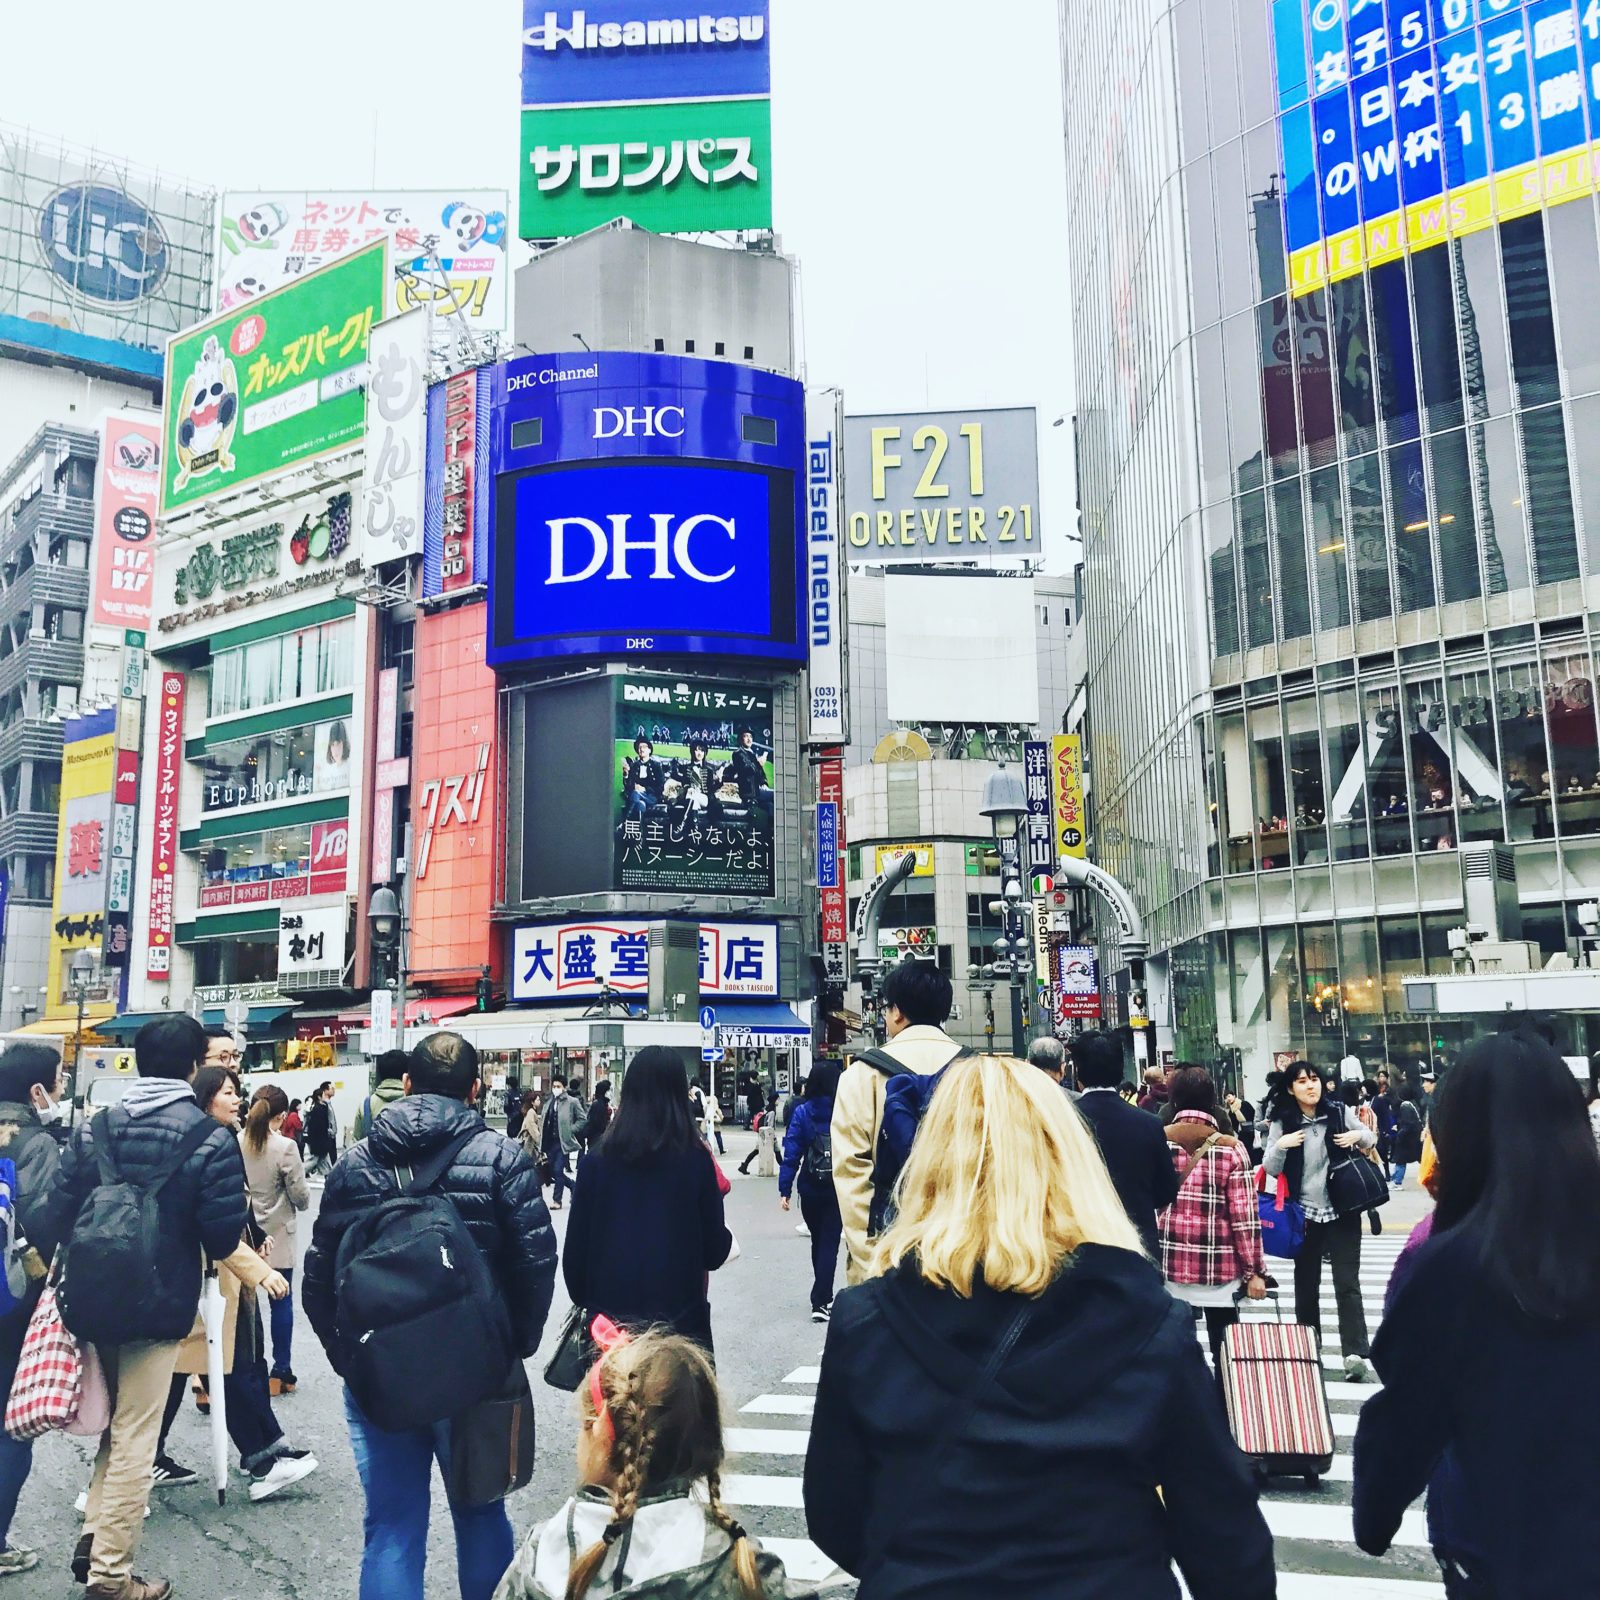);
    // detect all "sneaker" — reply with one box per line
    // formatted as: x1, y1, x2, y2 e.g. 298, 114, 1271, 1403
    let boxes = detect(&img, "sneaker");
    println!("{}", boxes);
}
1368, 1210, 1383, 1237
794, 1222, 810, 1237
0, 1545, 39, 1577
810, 1305, 830, 1323
1344, 1353, 1371, 1382
150, 1454, 198, 1488
248, 1452, 318, 1502
85, 1579, 172, 1600
71, 1533, 91, 1584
